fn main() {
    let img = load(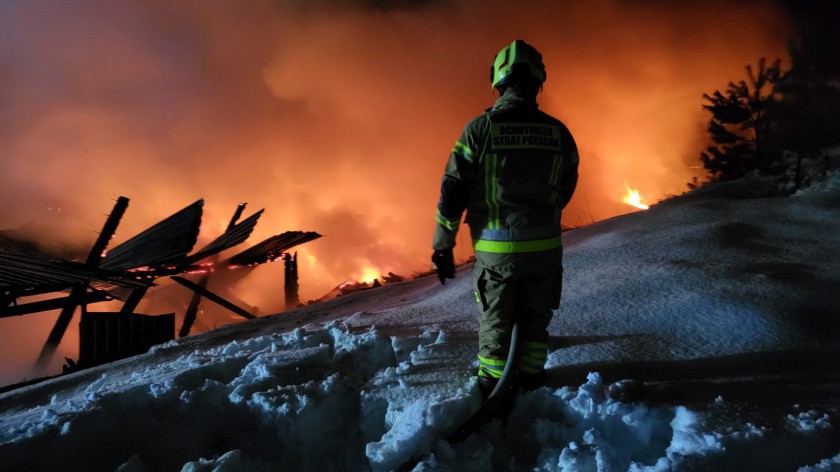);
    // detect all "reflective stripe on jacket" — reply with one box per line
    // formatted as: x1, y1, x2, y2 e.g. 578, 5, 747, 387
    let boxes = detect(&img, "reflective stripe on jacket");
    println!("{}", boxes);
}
433, 91, 579, 258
